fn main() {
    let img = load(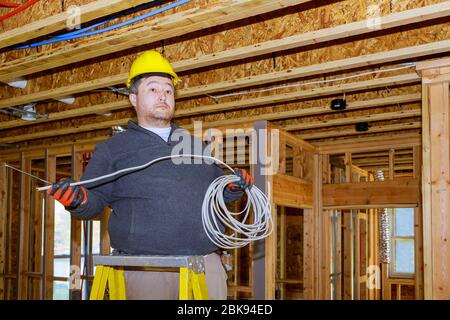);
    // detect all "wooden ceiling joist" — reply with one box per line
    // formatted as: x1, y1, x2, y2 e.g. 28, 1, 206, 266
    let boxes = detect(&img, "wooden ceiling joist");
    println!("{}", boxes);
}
175, 73, 420, 117
353, 157, 414, 165
284, 109, 421, 131
0, 106, 421, 144
0, 118, 131, 144
298, 121, 421, 140
183, 93, 421, 130
1, 37, 444, 110
351, 149, 413, 158
0, 100, 130, 130
0, 93, 421, 131
1, 16, 448, 108
177, 40, 450, 99
0, 73, 420, 143
316, 132, 421, 154
0, 0, 311, 82
0, 0, 155, 50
